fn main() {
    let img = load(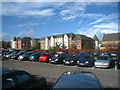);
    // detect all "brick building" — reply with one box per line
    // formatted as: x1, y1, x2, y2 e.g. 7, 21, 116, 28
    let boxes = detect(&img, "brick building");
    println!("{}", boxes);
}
100, 33, 120, 50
